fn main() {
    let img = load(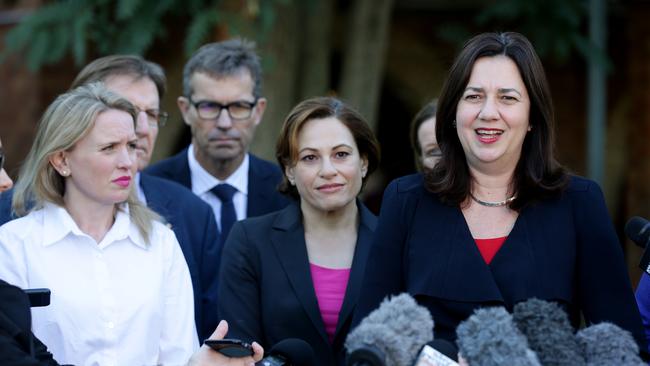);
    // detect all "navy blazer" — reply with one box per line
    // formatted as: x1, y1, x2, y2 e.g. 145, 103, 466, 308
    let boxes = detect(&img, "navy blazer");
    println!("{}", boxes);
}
354, 174, 647, 352
218, 202, 377, 366
138, 173, 221, 341
145, 148, 289, 218
0, 279, 59, 365
0, 176, 221, 342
